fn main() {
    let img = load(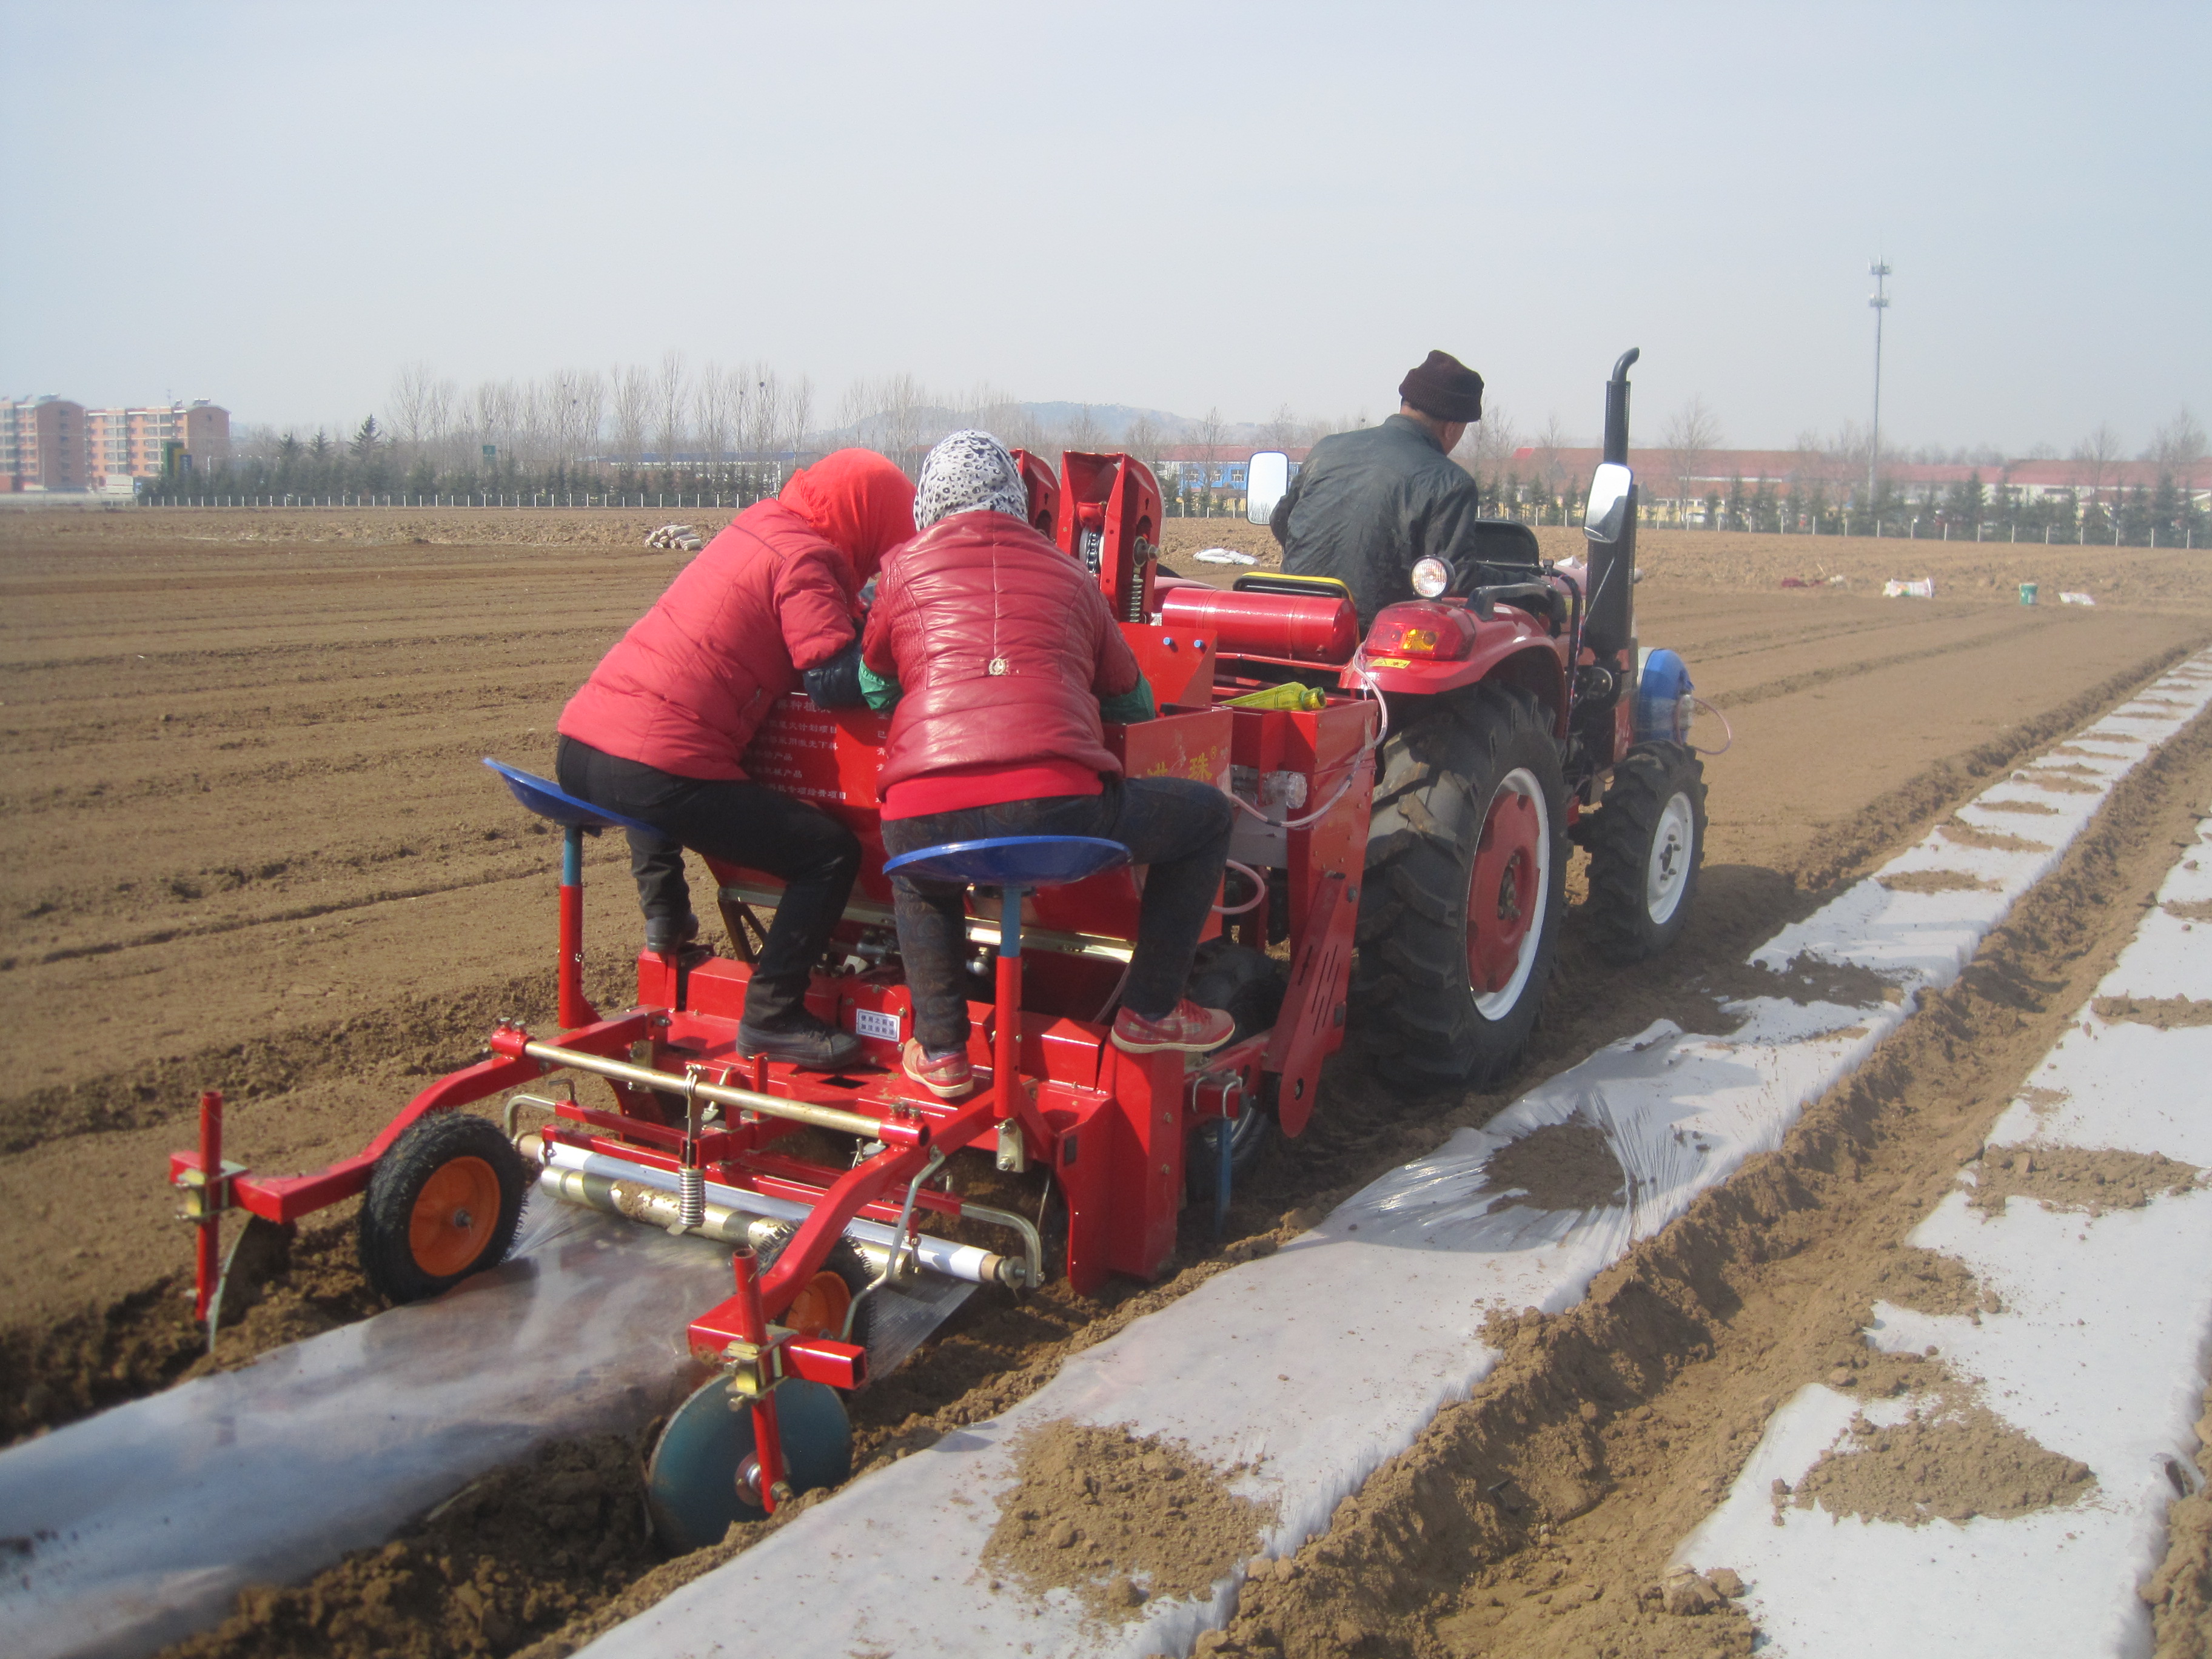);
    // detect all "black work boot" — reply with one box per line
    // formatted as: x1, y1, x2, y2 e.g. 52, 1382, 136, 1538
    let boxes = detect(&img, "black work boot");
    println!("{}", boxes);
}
644, 912, 699, 955
736, 1011, 864, 1073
